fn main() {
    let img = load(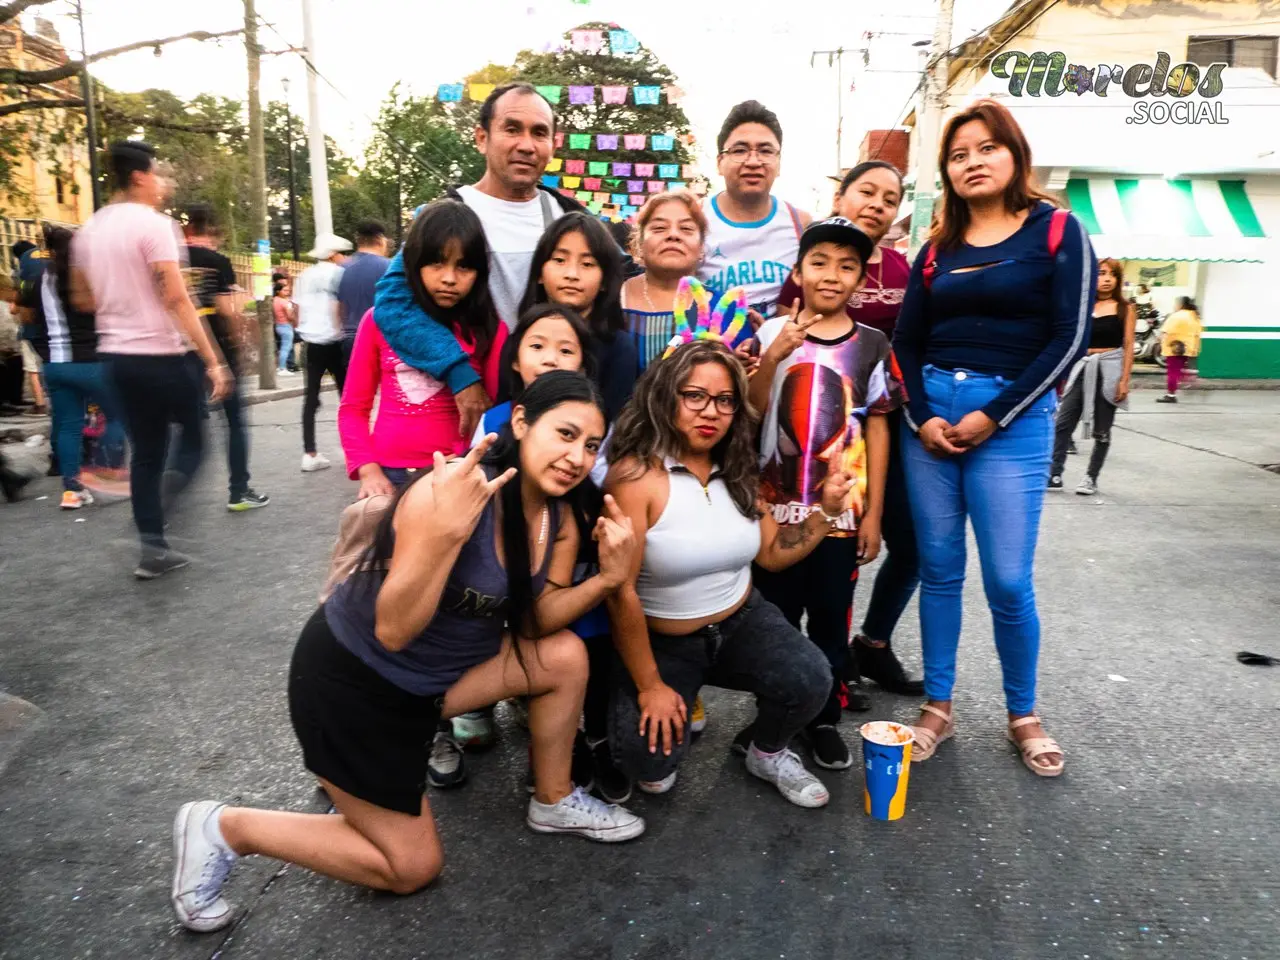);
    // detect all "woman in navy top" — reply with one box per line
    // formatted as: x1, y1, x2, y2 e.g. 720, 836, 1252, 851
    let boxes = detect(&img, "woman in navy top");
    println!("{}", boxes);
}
892, 100, 1096, 778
